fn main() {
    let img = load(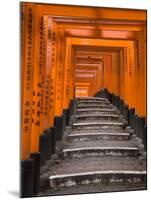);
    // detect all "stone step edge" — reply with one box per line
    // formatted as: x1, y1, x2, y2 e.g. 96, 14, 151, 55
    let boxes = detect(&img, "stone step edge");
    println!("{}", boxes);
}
49, 170, 146, 179
77, 101, 110, 104
75, 115, 120, 119
49, 170, 146, 188
63, 147, 138, 152
62, 146, 139, 158
76, 97, 108, 100
73, 122, 123, 126
68, 132, 130, 137
77, 105, 113, 108
77, 102, 112, 104
76, 109, 117, 112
